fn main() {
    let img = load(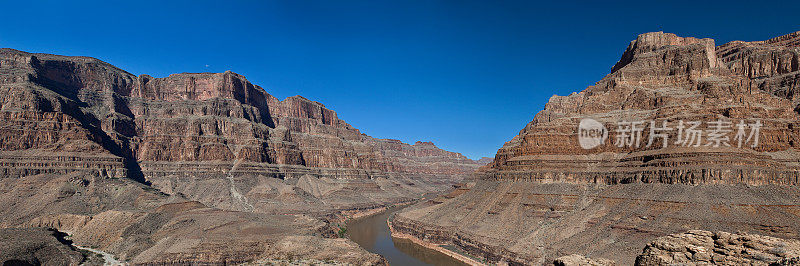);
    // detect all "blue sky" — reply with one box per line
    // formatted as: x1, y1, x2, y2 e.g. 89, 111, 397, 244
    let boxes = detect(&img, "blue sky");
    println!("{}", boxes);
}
1, 0, 798, 159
